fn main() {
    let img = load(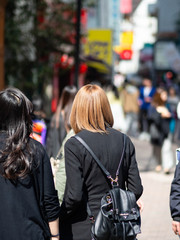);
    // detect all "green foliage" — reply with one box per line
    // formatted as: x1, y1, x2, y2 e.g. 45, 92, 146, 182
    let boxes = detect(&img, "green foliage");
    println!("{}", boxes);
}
5, 0, 77, 97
